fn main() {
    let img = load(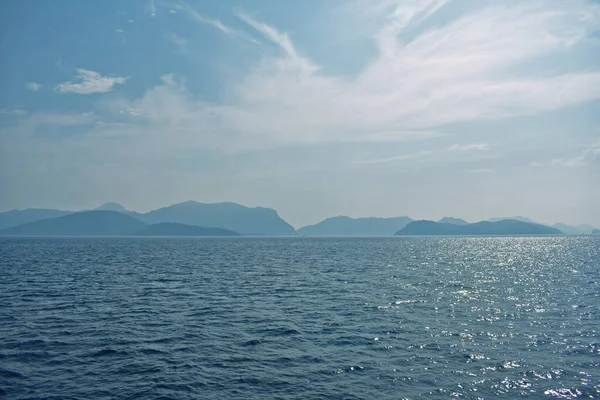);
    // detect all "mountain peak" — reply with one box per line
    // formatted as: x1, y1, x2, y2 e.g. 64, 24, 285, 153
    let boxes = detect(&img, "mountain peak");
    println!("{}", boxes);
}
95, 202, 127, 212
438, 217, 469, 225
